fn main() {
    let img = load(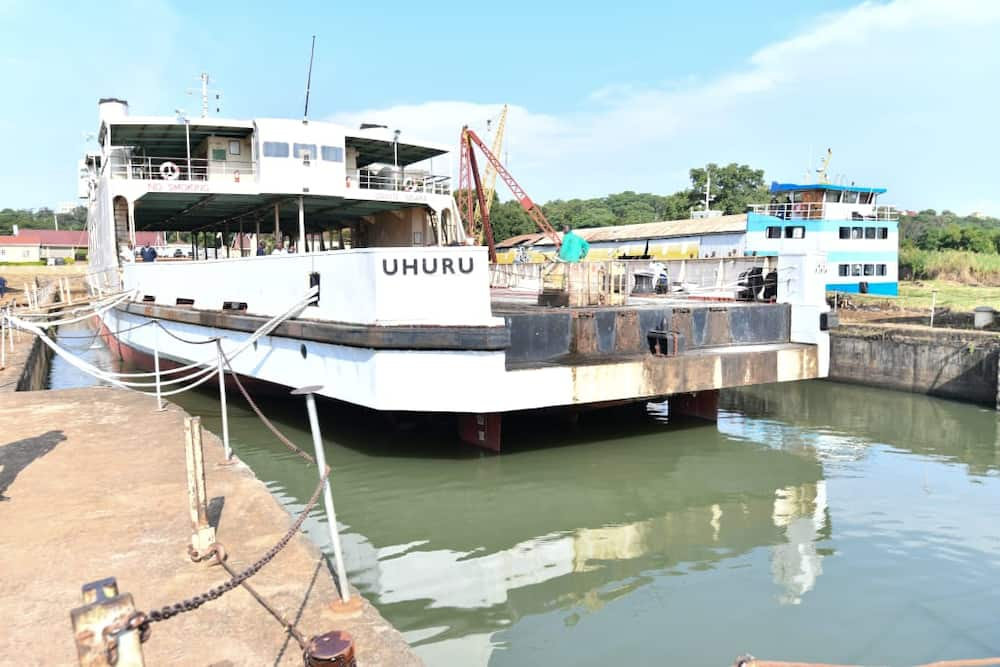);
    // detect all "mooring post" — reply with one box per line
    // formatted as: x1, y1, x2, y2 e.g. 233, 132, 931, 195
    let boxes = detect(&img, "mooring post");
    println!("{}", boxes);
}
1, 313, 6, 369
292, 385, 351, 603
70, 577, 145, 667
930, 289, 938, 328
153, 327, 164, 411
216, 343, 231, 460
184, 416, 216, 555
